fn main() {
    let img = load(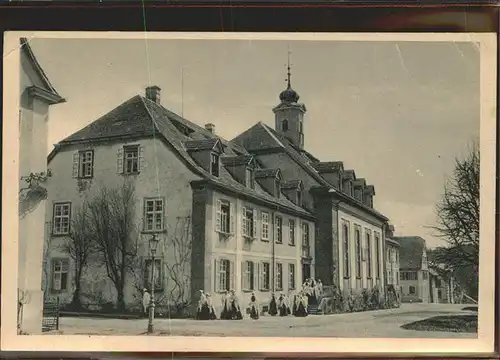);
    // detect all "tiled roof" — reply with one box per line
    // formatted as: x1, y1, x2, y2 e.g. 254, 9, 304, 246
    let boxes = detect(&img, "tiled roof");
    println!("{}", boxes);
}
184, 139, 220, 152
385, 238, 400, 247
221, 155, 254, 167
232, 122, 388, 221
353, 178, 366, 188
255, 168, 280, 178
52, 94, 311, 218
313, 161, 344, 173
365, 185, 376, 195
60, 96, 157, 143
281, 180, 302, 189
343, 170, 356, 180
394, 236, 426, 270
